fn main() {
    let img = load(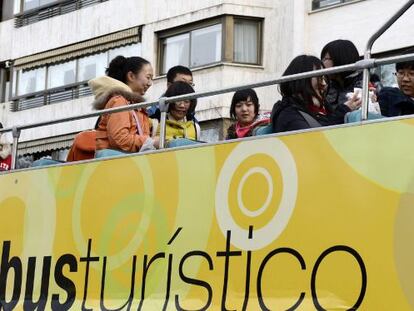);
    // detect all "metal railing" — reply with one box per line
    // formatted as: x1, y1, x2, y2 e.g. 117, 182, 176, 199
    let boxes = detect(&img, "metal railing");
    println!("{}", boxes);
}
14, 0, 109, 28
361, 0, 414, 120
11, 80, 92, 111
1, 0, 413, 170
